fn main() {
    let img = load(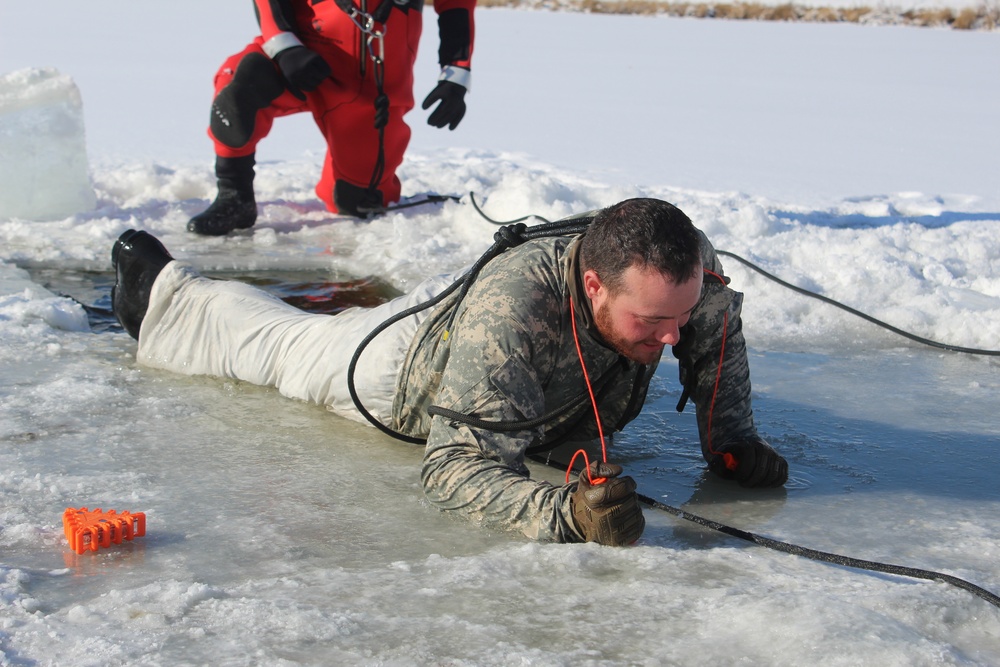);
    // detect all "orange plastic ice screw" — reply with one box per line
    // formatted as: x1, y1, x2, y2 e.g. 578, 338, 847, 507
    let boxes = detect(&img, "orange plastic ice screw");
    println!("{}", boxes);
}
63, 507, 146, 555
